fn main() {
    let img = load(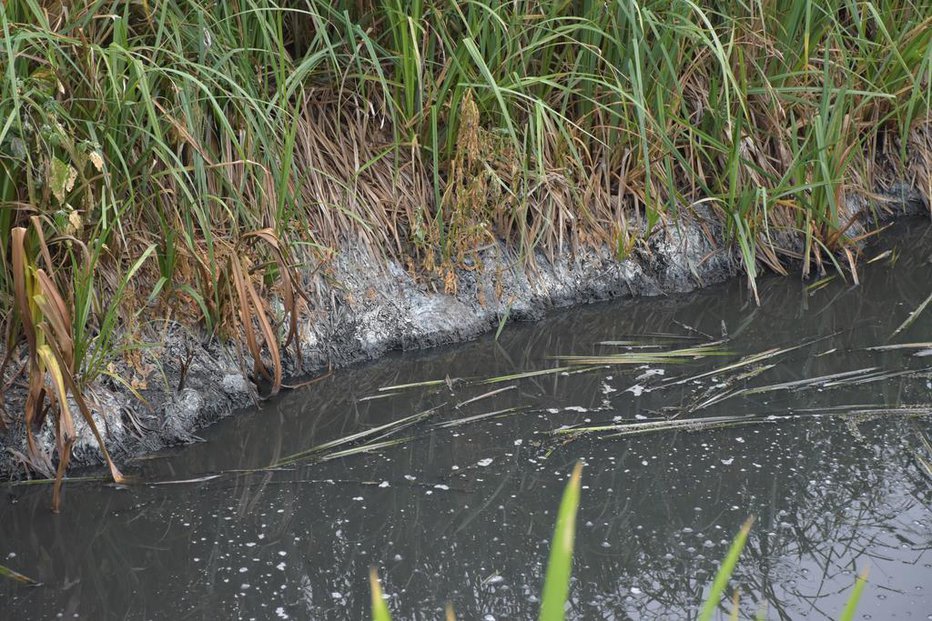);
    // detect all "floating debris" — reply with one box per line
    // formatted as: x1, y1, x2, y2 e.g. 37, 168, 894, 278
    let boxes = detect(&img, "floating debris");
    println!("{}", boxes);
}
890, 290, 932, 338
659, 336, 833, 390
273, 405, 443, 467
479, 366, 591, 385
455, 385, 517, 409
433, 407, 527, 429
559, 342, 729, 367
377, 377, 461, 392
0, 563, 39, 586
555, 406, 932, 440
865, 342, 932, 351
